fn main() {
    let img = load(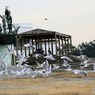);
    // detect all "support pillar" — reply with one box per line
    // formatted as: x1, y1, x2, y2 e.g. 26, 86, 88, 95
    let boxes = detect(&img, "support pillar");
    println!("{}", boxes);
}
55, 33, 57, 56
